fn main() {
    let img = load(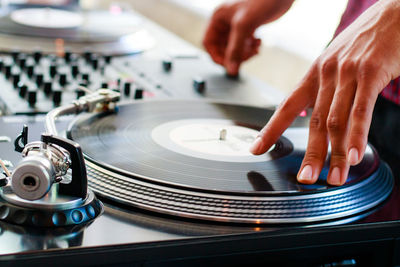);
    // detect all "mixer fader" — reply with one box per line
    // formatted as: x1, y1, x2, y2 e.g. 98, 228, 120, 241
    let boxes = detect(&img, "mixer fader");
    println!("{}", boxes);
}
0, 49, 282, 115
0, 51, 159, 115
0, 5, 285, 116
